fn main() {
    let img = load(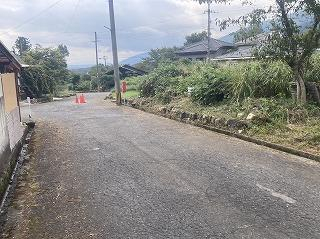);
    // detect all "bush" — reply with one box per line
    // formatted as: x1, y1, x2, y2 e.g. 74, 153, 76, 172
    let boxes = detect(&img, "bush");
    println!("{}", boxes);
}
99, 75, 115, 91
21, 66, 53, 98
191, 76, 228, 105
75, 81, 91, 92
226, 61, 292, 102
306, 53, 320, 83
138, 63, 188, 100
135, 60, 294, 105
125, 76, 144, 91
188, 65, 229, 105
